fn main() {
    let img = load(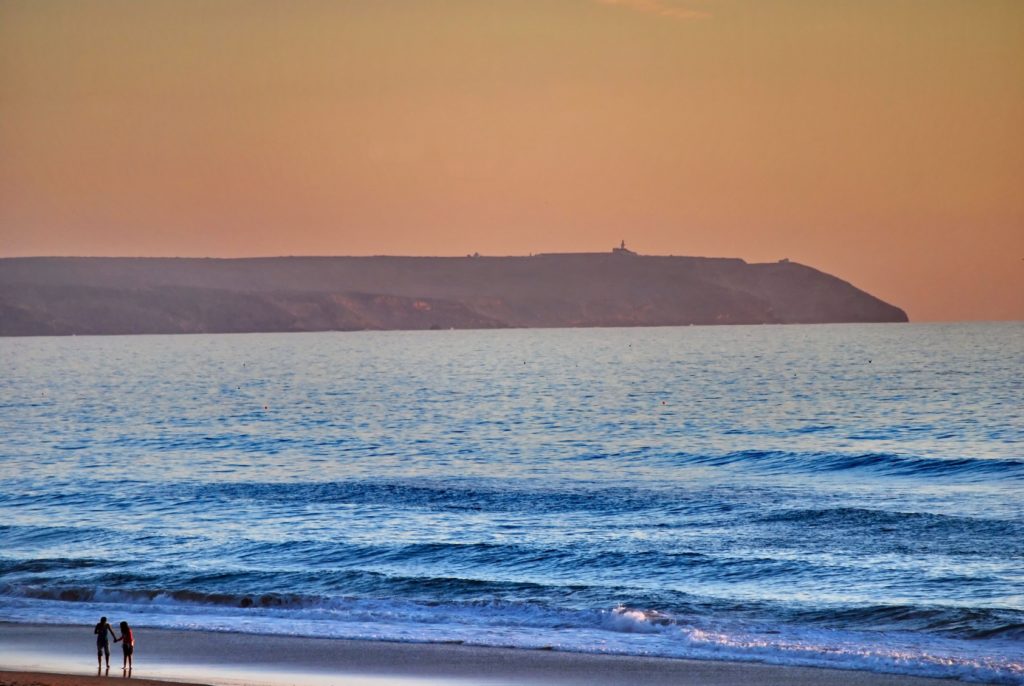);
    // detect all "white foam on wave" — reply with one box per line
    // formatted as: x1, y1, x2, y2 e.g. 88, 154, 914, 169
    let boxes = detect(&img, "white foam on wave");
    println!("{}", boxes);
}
600, 607, 669, 633
1, 596, 1021, 685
